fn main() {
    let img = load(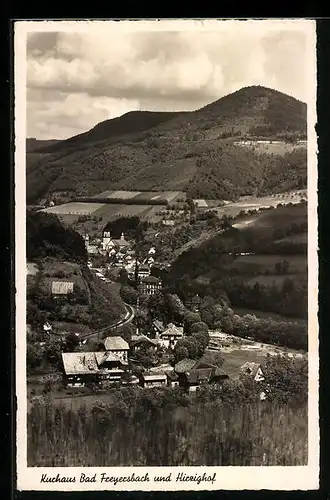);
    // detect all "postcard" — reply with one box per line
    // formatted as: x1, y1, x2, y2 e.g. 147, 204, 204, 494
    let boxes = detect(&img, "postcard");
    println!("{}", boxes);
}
15, 18, 319, 491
